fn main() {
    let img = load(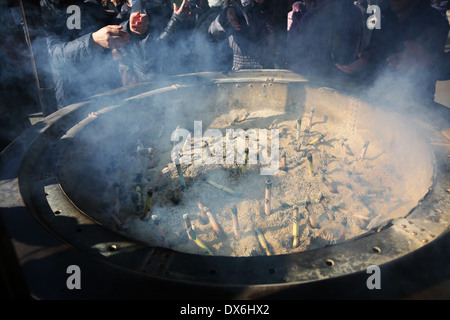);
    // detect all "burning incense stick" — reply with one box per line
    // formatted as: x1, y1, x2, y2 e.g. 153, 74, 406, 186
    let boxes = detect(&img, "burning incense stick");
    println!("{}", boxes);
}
292, 206, 300, 248
256, 227, 271, 256
206, 210, 221, 236
187, 226, 213, 255
305, 107, 315, 132
242, 147, 249, 174
307, 153, 314, 177
231, 204, 240, 241
265, 180, 272, 216
175, 163, 186, 188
